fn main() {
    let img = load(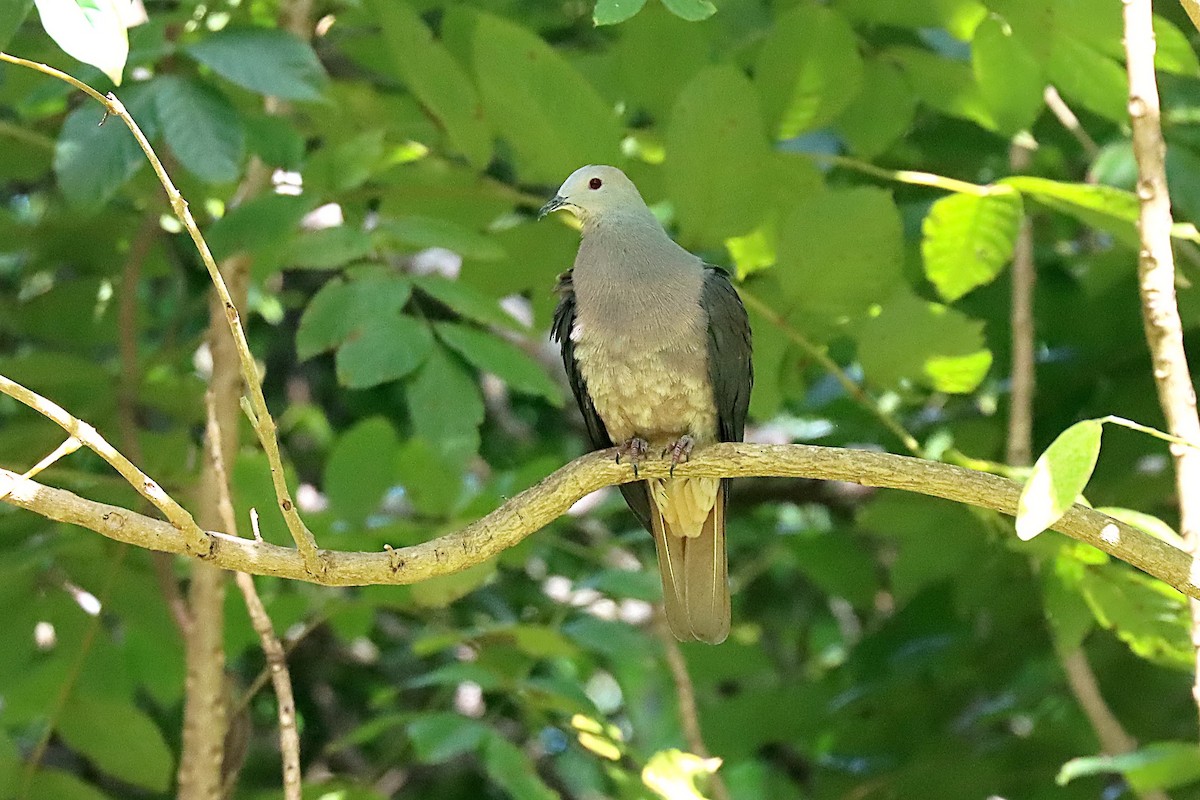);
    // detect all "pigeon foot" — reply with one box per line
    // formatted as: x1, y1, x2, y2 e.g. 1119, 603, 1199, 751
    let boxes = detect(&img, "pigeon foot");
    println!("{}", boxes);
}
664, 435, 695, 477
615, 437, 651, 478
